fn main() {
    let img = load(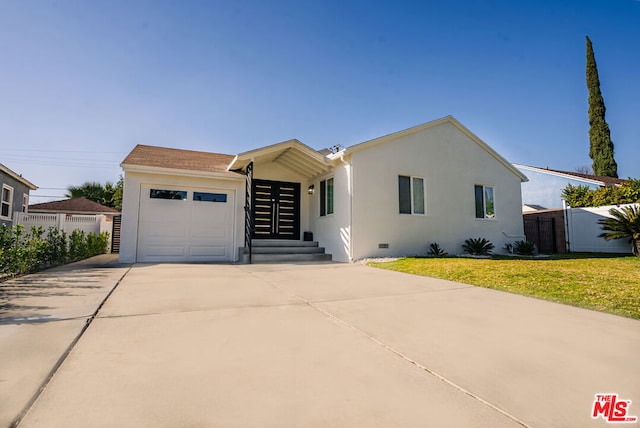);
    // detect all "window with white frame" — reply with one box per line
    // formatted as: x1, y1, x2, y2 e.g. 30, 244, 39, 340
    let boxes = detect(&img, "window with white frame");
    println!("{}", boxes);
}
398, 175, 425, 215
22, 194, 29, 213
474, 185, 495, 219
1, 184, 13, 219
319, 178, 334, 216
